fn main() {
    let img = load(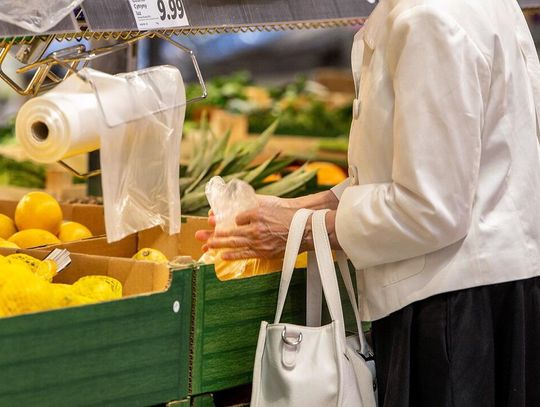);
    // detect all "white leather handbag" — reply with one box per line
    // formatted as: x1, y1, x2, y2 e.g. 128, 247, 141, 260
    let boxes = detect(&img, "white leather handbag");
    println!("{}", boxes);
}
250, 209, 377, 407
